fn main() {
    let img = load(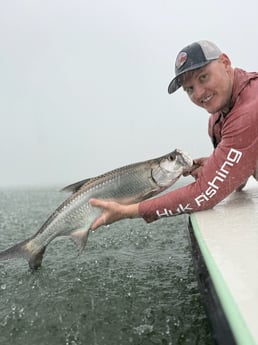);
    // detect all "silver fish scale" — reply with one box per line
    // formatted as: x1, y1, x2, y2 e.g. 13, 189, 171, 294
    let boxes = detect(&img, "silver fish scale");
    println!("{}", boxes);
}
78, 163, 155, 201
31, 162, 155, 248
